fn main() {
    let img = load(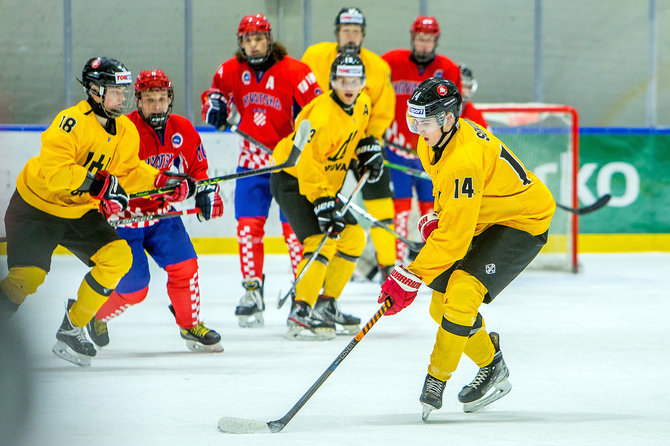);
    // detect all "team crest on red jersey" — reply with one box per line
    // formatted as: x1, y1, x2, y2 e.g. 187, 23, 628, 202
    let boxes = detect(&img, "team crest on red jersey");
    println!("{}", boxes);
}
242, 70, 251, 85
433, 69, 444, 78
171, 133, 184, 149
